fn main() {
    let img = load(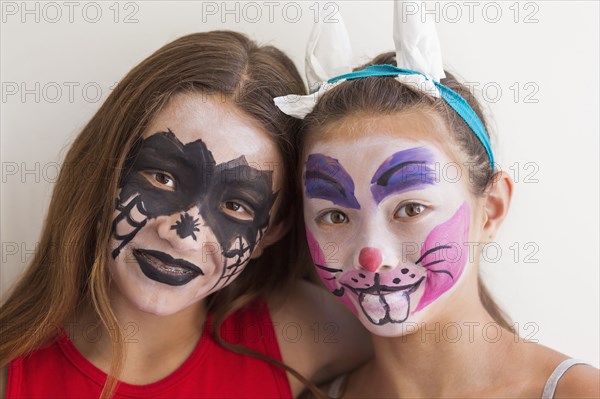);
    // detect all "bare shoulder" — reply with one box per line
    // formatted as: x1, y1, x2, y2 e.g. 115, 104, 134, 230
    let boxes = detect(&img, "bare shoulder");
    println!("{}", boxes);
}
269, 280, 370, 363
1, 365, 7, 398
268, 280, 371, 395
554, 363, 600, 399
269, 278, 351, 327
